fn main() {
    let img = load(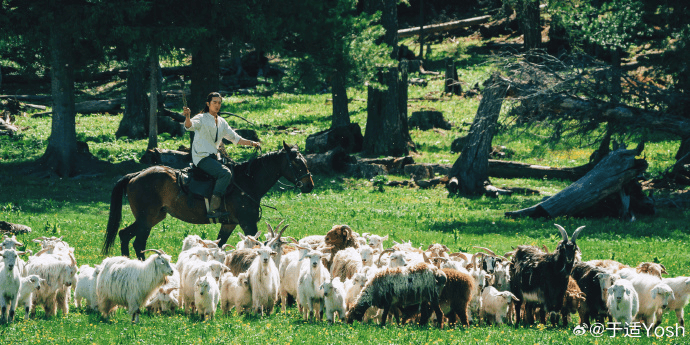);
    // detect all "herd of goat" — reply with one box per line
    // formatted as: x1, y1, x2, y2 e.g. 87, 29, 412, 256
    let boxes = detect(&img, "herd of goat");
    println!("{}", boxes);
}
0, 222, 689, 330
